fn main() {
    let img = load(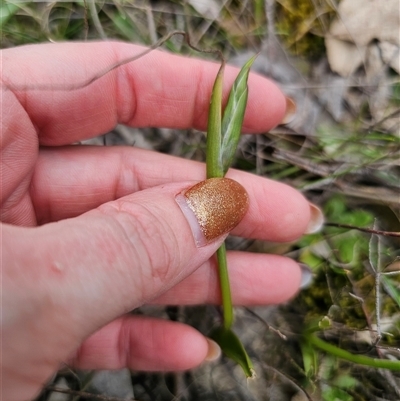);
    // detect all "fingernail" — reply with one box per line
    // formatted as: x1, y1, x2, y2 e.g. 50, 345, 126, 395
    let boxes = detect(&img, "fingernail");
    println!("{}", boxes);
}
282, 96, 296, 124
299, 263, 313, 289
176, 178, 249, 247
205, 338, 221, 362
305, 203, 324, 234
